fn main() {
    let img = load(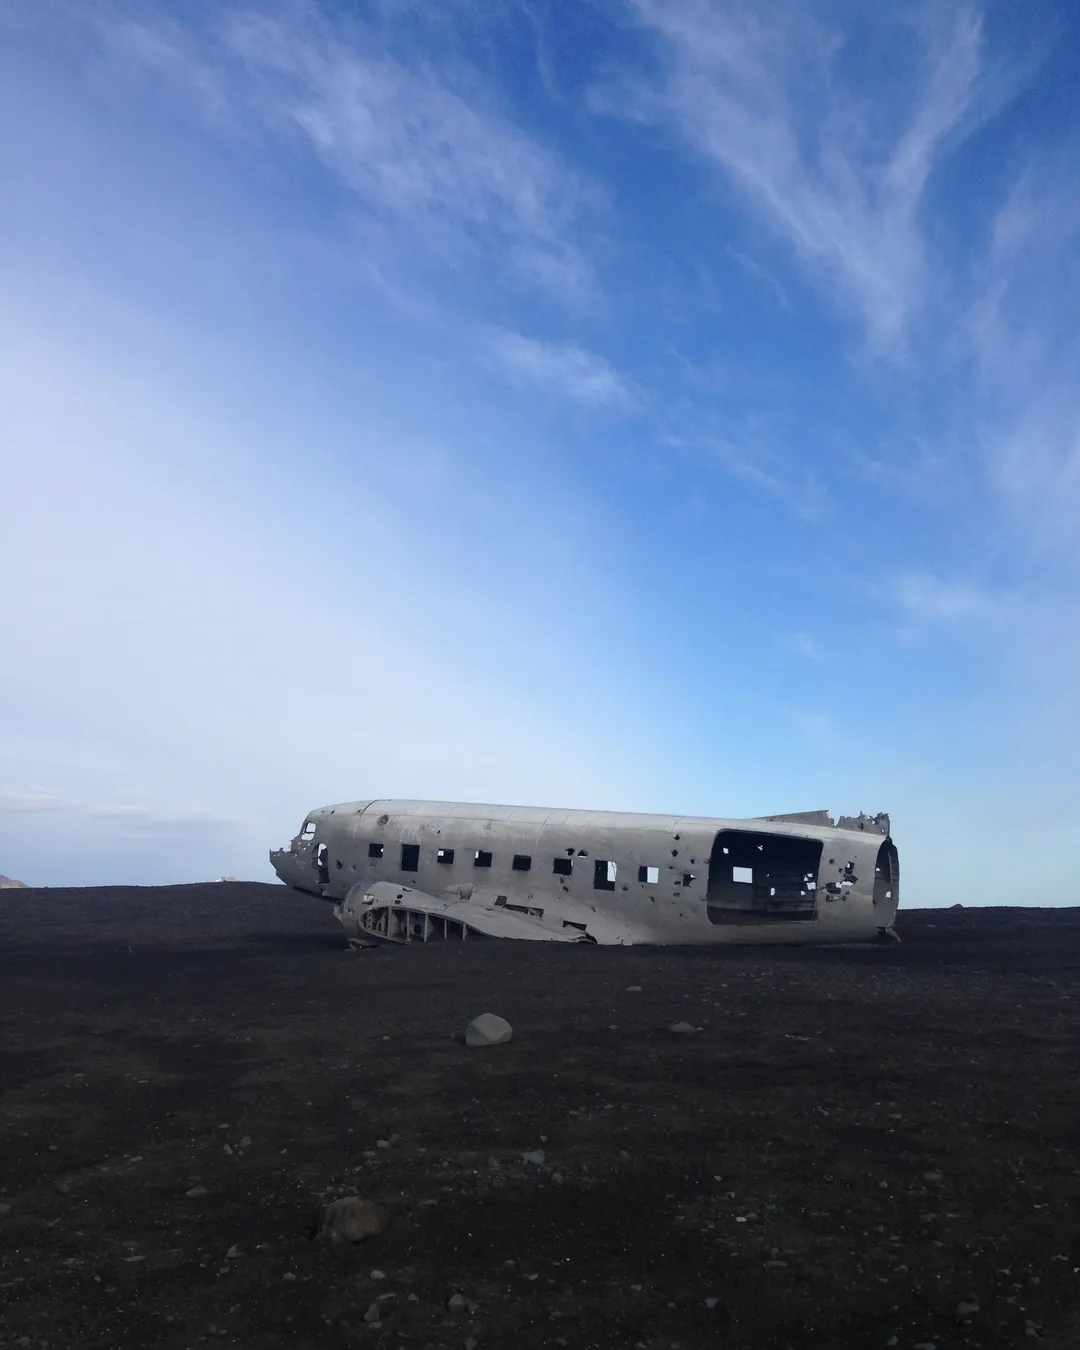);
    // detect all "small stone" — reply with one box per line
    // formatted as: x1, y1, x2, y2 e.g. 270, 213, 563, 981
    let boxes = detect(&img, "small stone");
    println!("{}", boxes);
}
522, 1150, 546, 1165
185, 1185, 208, 1198
957, 1299, 980, 1316
370, 1269, 387, 1280
764, 1260, 787, 1269
282, 1272, 296, 1282
878, 1180, 889, 1189
317, 1196, 388, 1244
447, 1293, 469, 1312
704, 1296, 721, 1308
225, 1246, 240, 1259
627, 986, 642, 992
923, 1170, 943, 1182
464, 1339, 478, 1350
913, 1343, 936, 1349
364, 1302, 383, 1324
376, 1139, 391, 1149
239, 1136, 251, 1148
668, 1021, 696, 1034
465, 1014, 513, 1047
53, 1181, 72, 1195
0, 1203, 11, 1216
